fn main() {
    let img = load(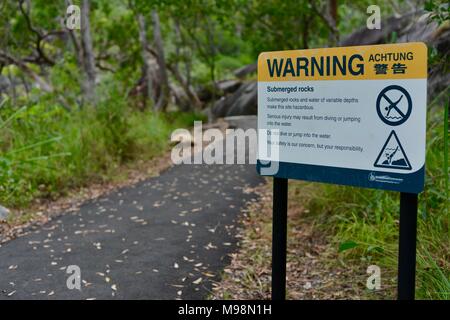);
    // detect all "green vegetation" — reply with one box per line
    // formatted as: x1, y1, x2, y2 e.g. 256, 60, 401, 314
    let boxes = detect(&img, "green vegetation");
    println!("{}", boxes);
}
0, 0, 448, 300
298, 96, 449, 299
0, 94, 202, 207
